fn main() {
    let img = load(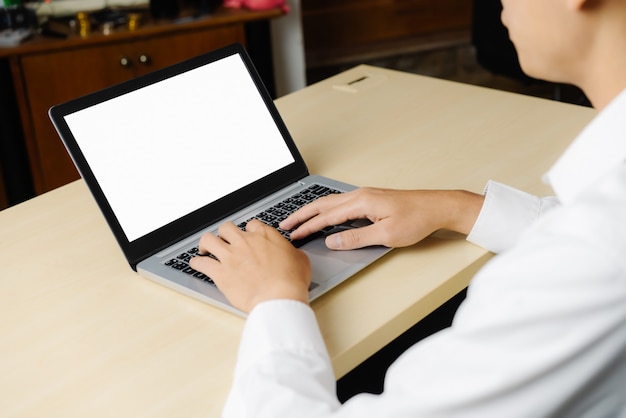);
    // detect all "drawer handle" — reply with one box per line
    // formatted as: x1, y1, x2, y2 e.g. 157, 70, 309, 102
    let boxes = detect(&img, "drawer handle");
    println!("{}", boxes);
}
119, 56, 132, 68
138, 54, 151, 65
